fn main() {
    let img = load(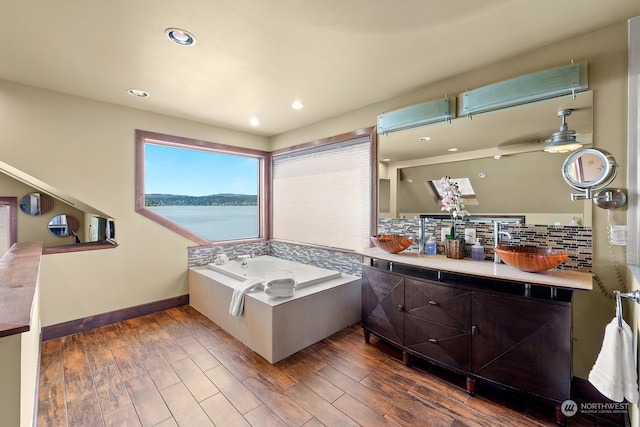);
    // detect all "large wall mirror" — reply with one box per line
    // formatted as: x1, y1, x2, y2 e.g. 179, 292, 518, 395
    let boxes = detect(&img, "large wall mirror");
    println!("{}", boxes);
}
378, 91, 593, 226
